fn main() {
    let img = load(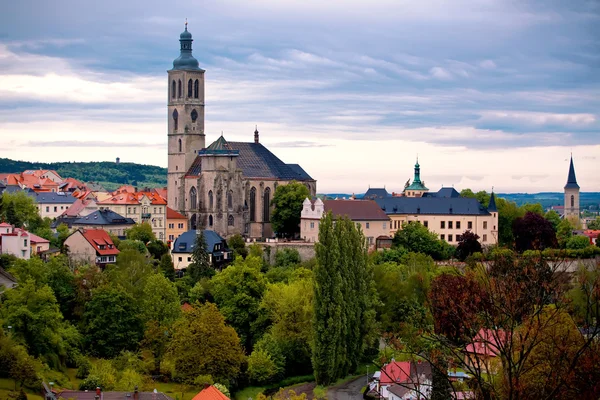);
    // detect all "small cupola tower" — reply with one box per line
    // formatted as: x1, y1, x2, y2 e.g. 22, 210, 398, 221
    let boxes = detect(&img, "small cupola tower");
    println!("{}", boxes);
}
564, 155, 580, 221
167, 21, 207, 213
